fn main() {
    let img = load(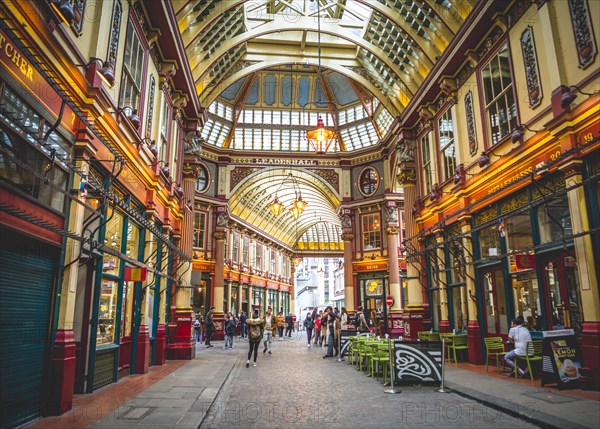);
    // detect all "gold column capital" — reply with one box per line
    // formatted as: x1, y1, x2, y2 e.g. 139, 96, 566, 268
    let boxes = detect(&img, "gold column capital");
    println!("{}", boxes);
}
214, 231, 226, 240
341, 232, 355, 241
